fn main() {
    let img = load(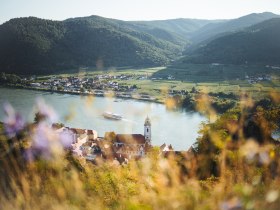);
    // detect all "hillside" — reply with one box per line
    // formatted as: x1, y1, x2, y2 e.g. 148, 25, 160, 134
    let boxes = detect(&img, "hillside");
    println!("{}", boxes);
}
0, 13, 279, 75
180, 18, 280, 65
130, 18, 220, 39
0, 16, 184, 75
189, 12, 279, 44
